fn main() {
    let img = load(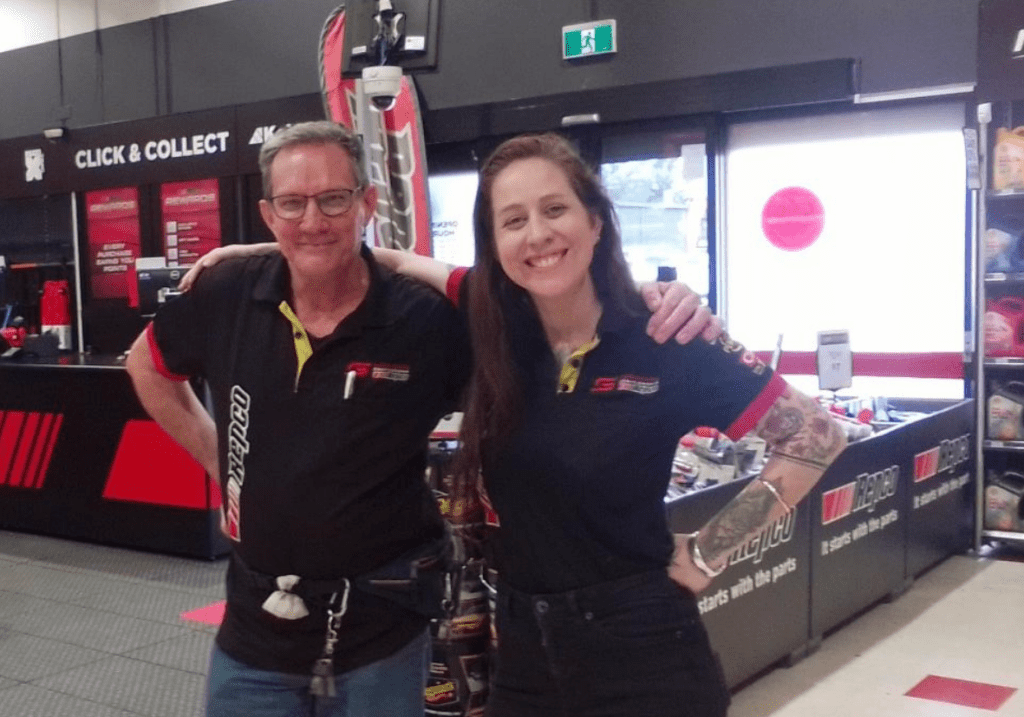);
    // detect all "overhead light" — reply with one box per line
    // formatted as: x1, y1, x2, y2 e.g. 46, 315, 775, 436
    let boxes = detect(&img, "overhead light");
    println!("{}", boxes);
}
42, 127, 66, 140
